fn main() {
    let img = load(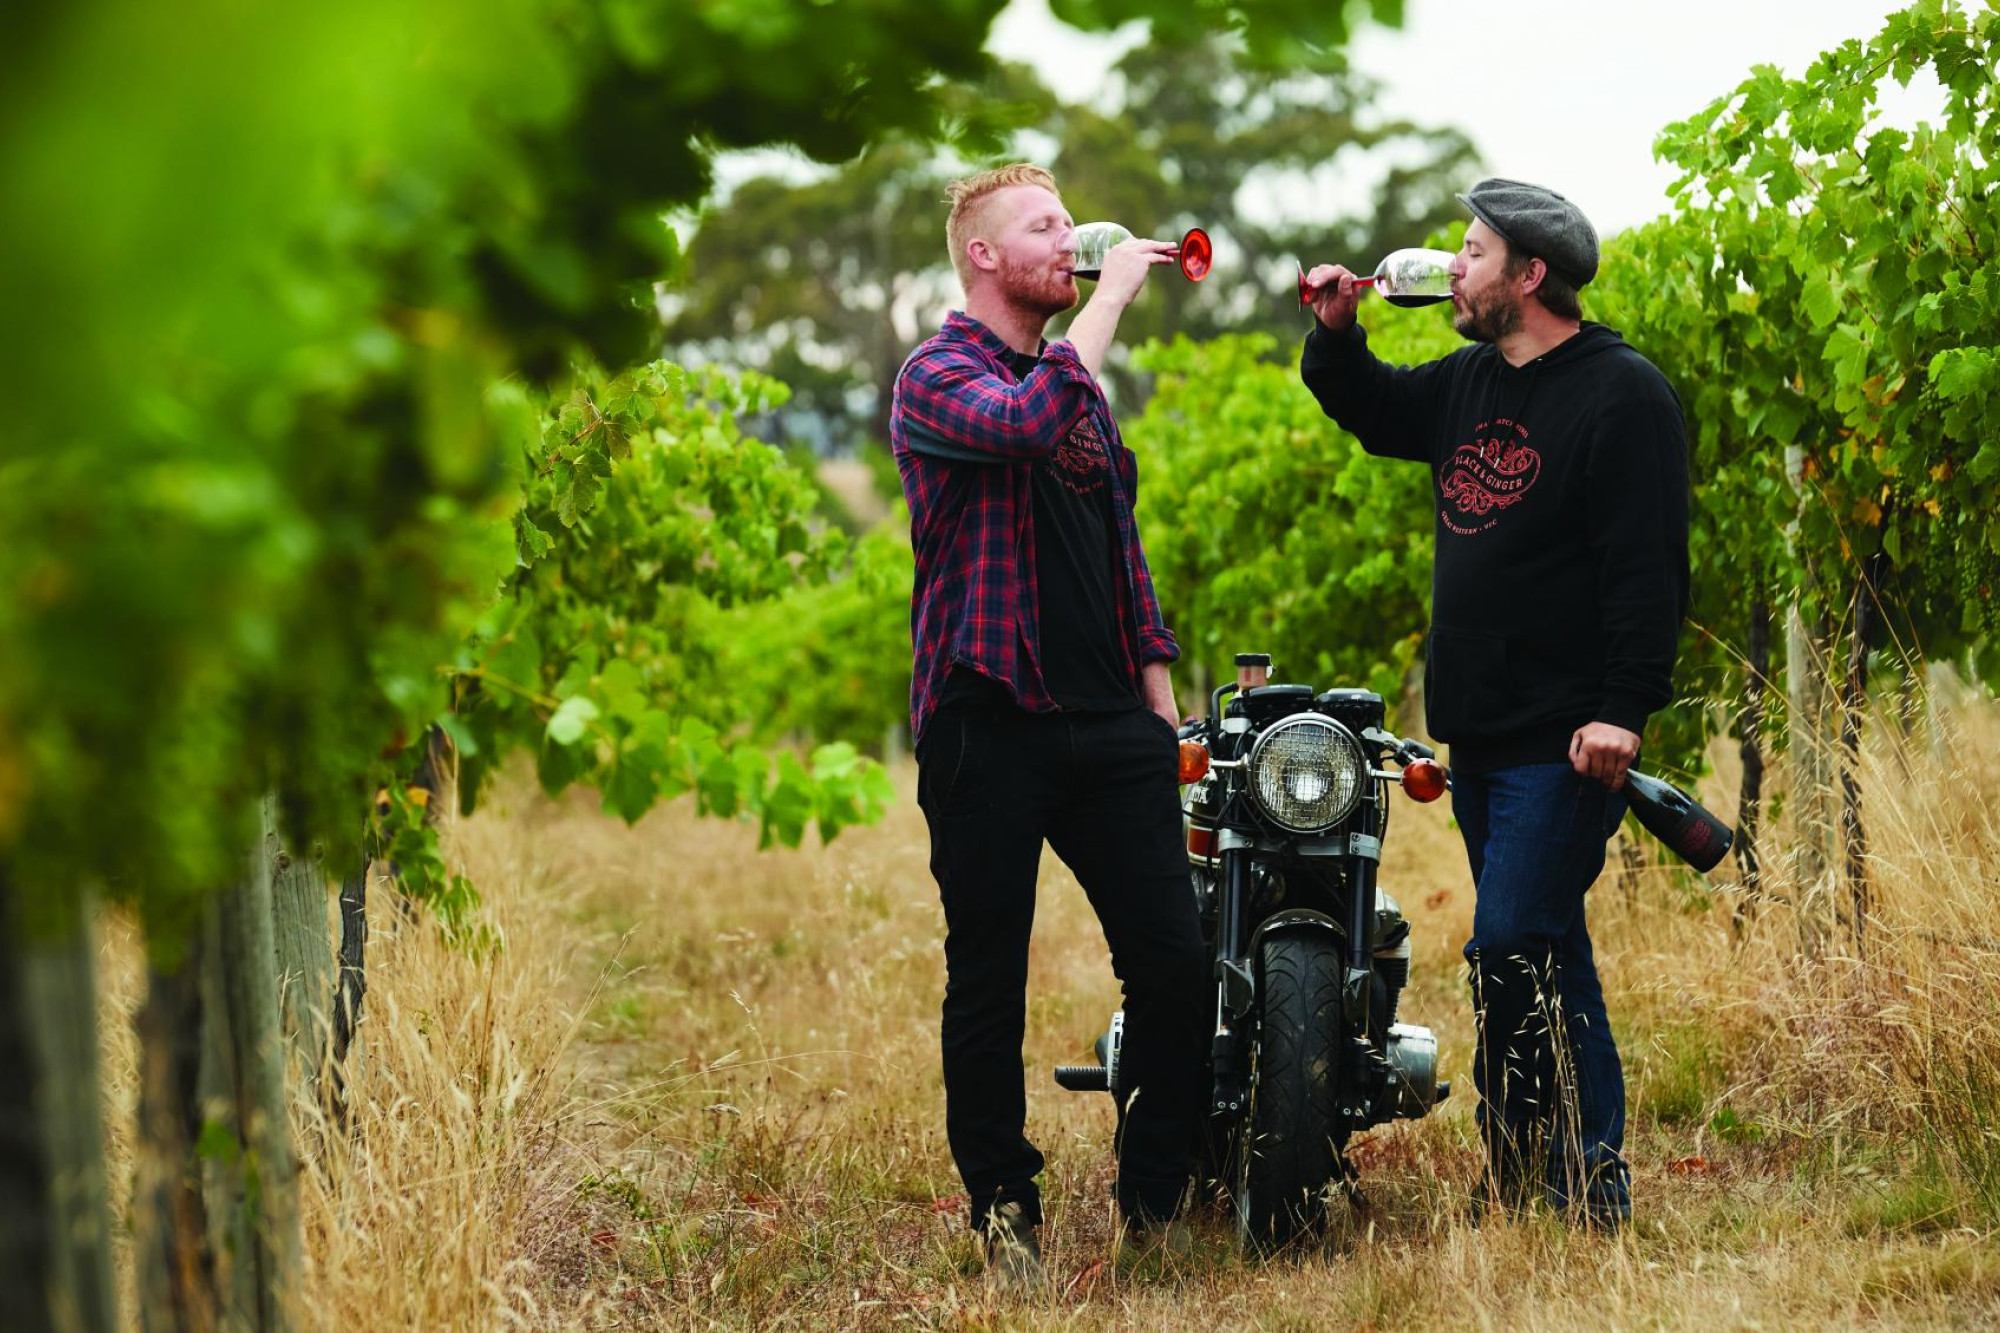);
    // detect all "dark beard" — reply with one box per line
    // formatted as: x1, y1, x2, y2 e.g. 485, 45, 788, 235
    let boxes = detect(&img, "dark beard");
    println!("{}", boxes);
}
998, 252, 1078, 318
1454, 286, 1522, 343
